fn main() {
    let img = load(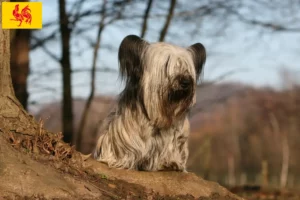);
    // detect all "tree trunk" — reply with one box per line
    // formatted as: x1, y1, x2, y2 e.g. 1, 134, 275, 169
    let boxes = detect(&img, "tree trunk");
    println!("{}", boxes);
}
10, 0, 30, 111
10, 29, 30, 110
227, 154, 236, 187
158, 0, 176, 42
269, 113, 290, 189
280, 133, 289, 188
140, 0, 153, 38
261, 160, 269, 188
0, 0, 36, 134
59, 0, 74, 144
1, 22, 14, 96
76, 0, 107, 151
